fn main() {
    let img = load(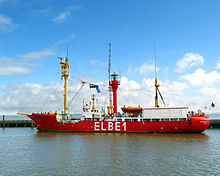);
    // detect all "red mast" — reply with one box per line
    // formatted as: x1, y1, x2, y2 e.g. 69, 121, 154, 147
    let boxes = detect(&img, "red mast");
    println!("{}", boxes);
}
109, 73, 120, 114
